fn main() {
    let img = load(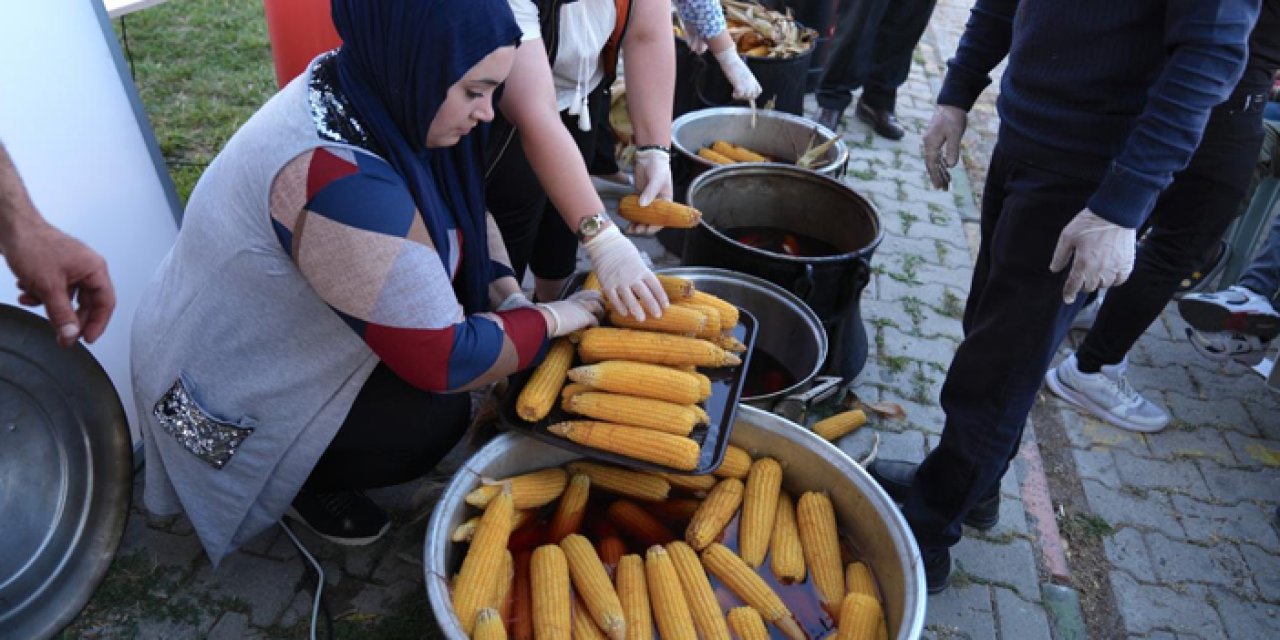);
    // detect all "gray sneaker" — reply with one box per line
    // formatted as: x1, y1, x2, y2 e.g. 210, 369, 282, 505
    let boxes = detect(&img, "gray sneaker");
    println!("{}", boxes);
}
1044, 353, 1169, 433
